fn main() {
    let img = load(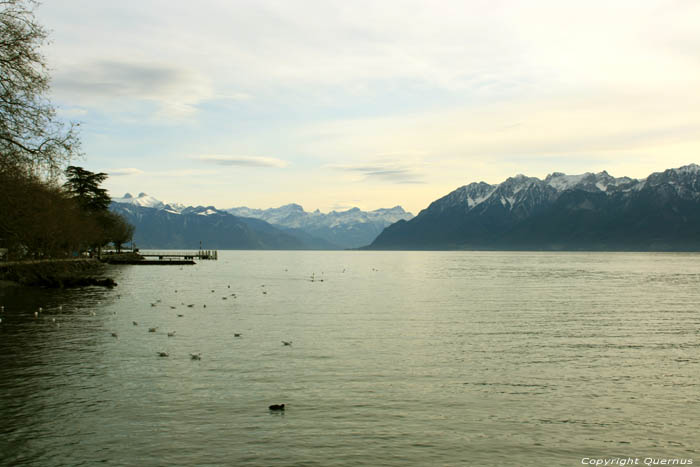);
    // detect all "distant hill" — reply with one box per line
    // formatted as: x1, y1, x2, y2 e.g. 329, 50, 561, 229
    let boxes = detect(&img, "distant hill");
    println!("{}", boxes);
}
367, 164, 700, 251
